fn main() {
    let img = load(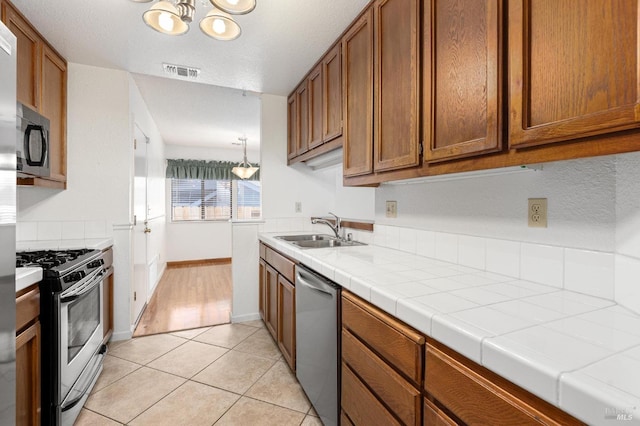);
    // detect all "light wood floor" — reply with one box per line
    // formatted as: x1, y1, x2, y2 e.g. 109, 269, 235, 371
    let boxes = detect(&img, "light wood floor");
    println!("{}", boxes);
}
133, 263, 232, 337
